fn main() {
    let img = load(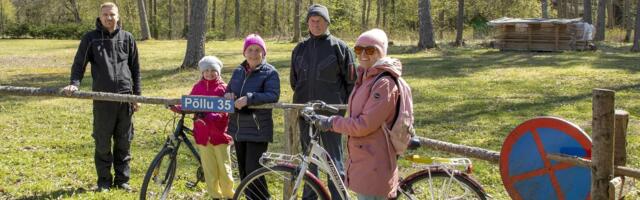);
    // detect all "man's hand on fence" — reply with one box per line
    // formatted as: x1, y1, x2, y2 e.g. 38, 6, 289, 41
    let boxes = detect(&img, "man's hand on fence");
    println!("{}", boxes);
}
62, 85, 78, 96
132, 102, 141, 112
